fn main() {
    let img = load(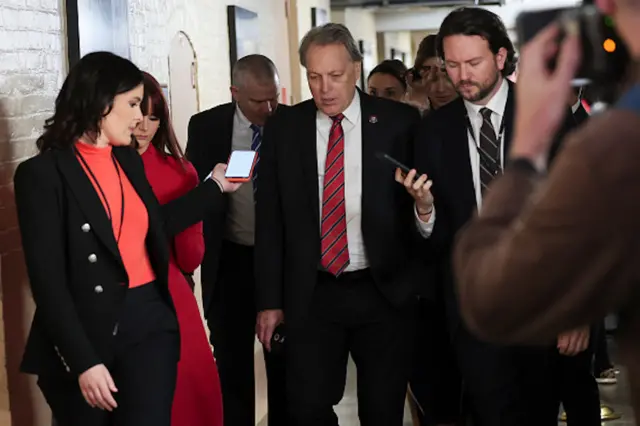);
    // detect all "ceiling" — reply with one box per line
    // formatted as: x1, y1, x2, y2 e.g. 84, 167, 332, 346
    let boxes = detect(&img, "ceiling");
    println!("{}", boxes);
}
330, 0, 504, 8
